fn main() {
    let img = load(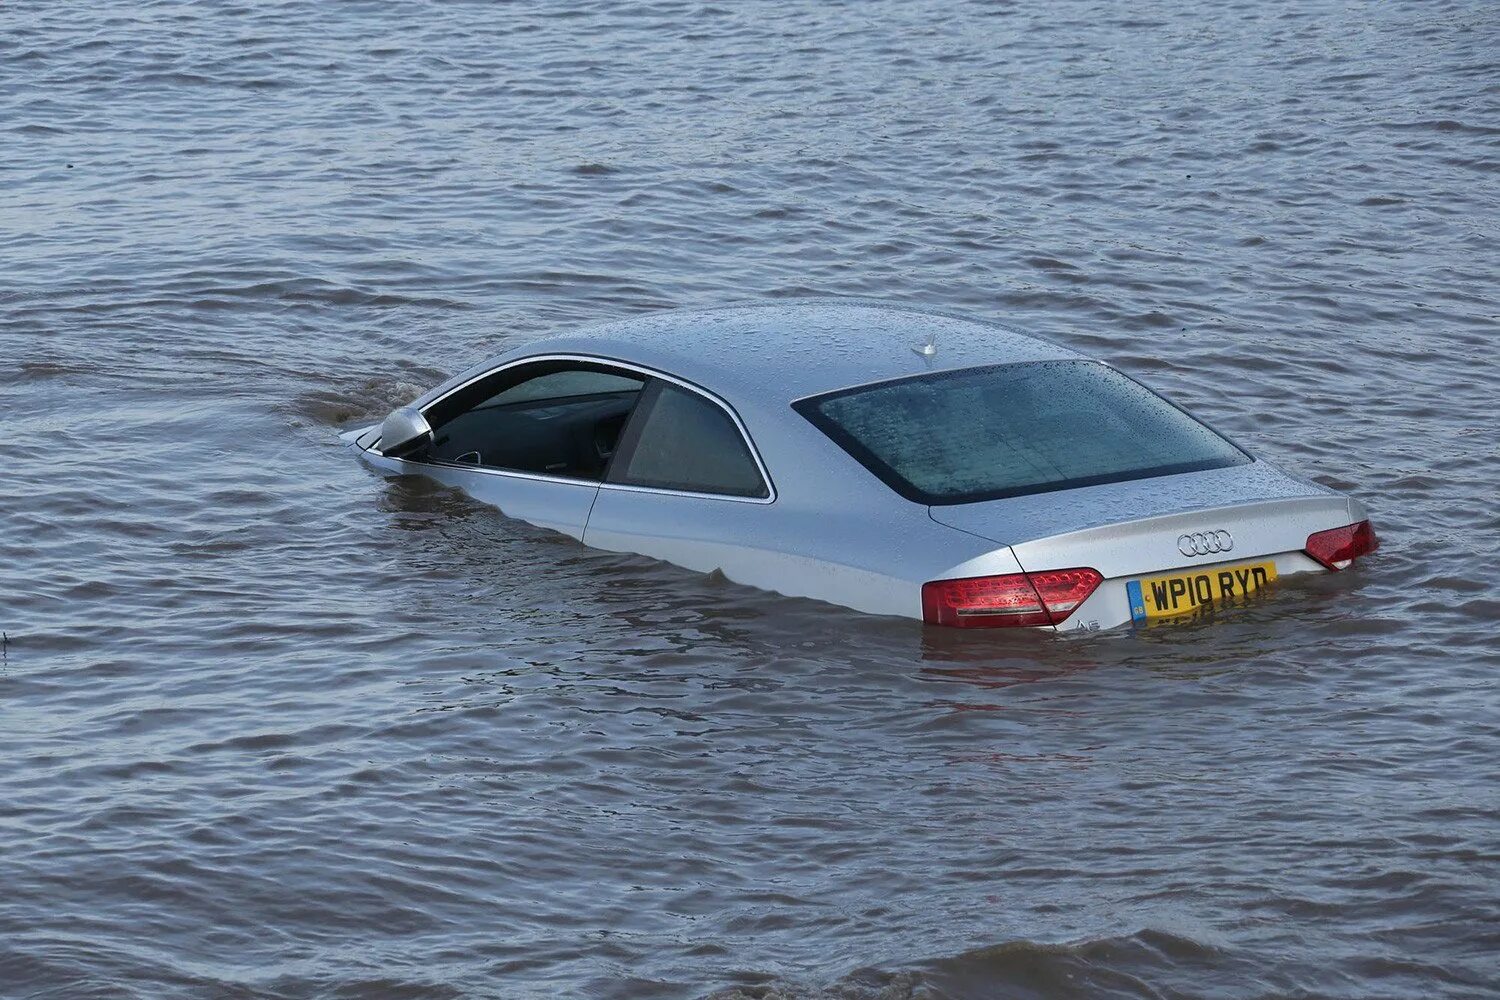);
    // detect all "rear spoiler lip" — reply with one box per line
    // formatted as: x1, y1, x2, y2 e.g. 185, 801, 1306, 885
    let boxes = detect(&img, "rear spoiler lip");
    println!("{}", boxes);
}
998, 494, 1355, 548
930, 492, 1352, 551
927, 460, 1342, 545
1000, 493, 1357, 582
